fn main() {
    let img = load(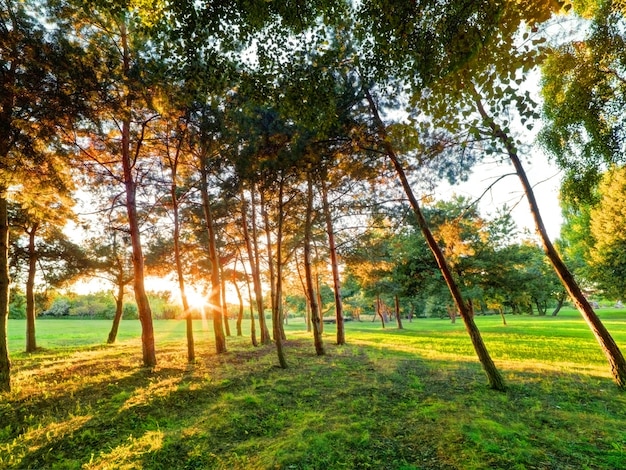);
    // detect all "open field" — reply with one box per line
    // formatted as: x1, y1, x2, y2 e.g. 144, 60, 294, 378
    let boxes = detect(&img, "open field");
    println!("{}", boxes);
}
1, 309, 626, 469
